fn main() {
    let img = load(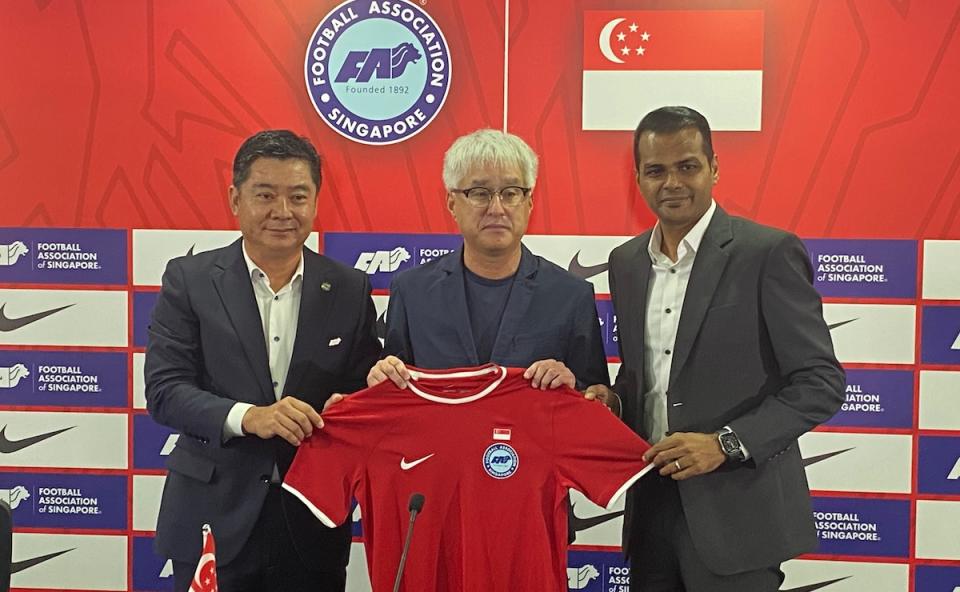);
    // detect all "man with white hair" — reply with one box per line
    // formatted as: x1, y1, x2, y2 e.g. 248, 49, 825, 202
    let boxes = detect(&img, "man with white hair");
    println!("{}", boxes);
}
364, 128, 607, 392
